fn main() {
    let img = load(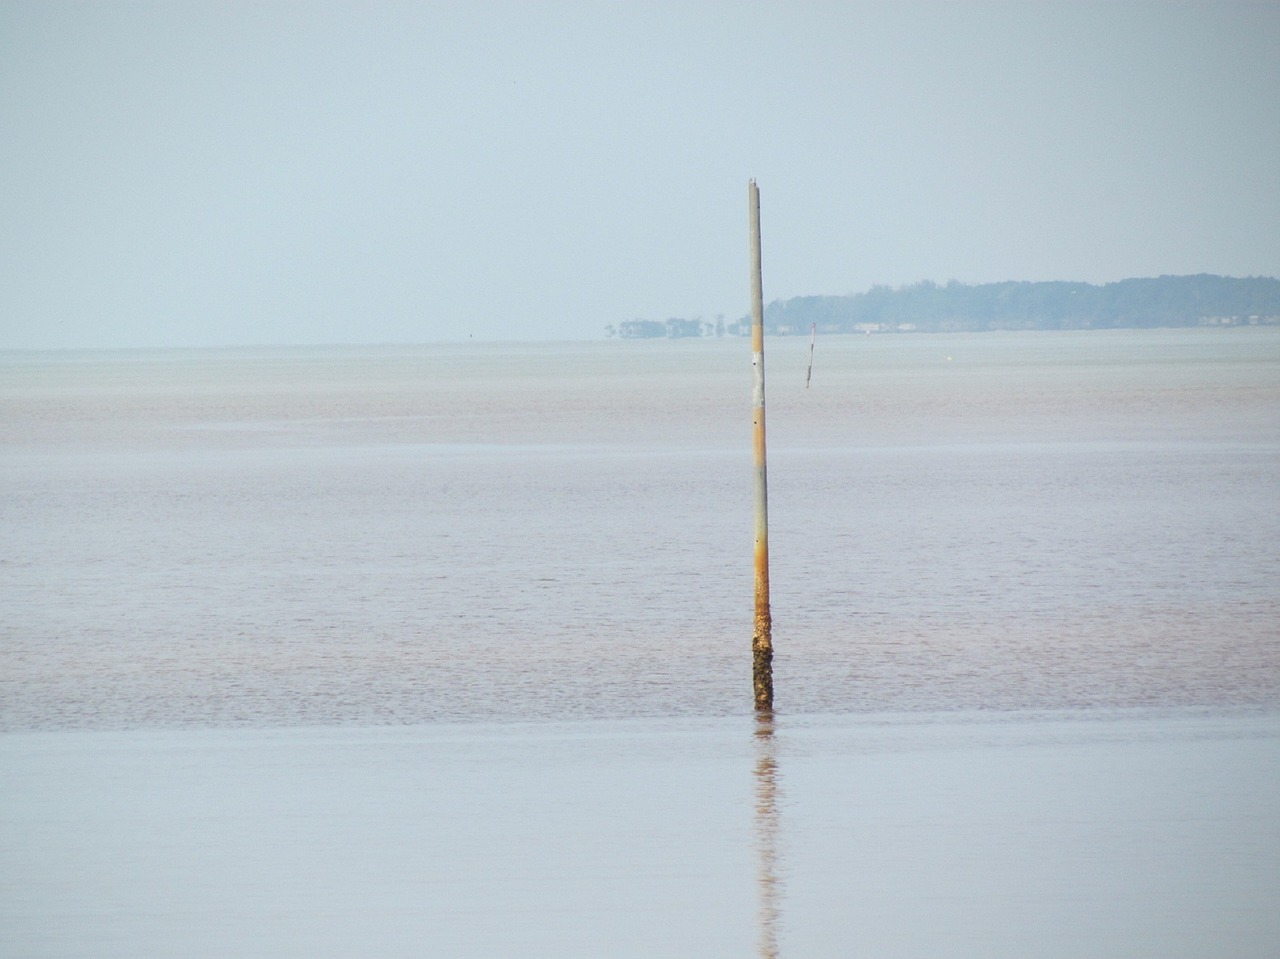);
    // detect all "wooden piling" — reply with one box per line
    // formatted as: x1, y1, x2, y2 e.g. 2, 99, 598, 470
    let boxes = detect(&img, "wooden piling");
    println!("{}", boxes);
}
806, 322, 816, 388
748, 179, 773, 712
